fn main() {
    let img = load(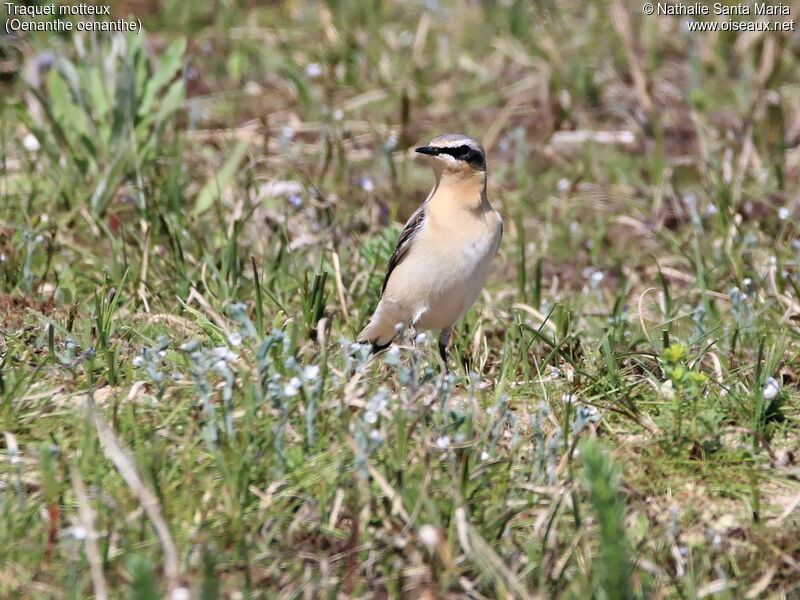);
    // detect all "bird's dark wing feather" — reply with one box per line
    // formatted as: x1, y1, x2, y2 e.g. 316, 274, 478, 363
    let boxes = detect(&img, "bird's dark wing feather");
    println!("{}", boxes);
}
381, 205, 426, 294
